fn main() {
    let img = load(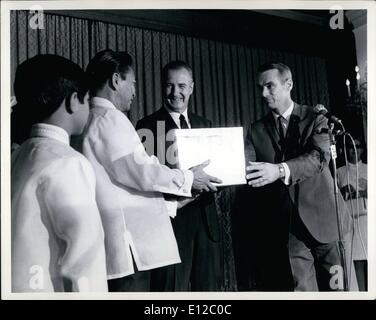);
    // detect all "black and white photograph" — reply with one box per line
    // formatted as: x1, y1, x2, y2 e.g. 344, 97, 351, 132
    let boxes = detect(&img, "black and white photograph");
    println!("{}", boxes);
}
1, 0, 375, 302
